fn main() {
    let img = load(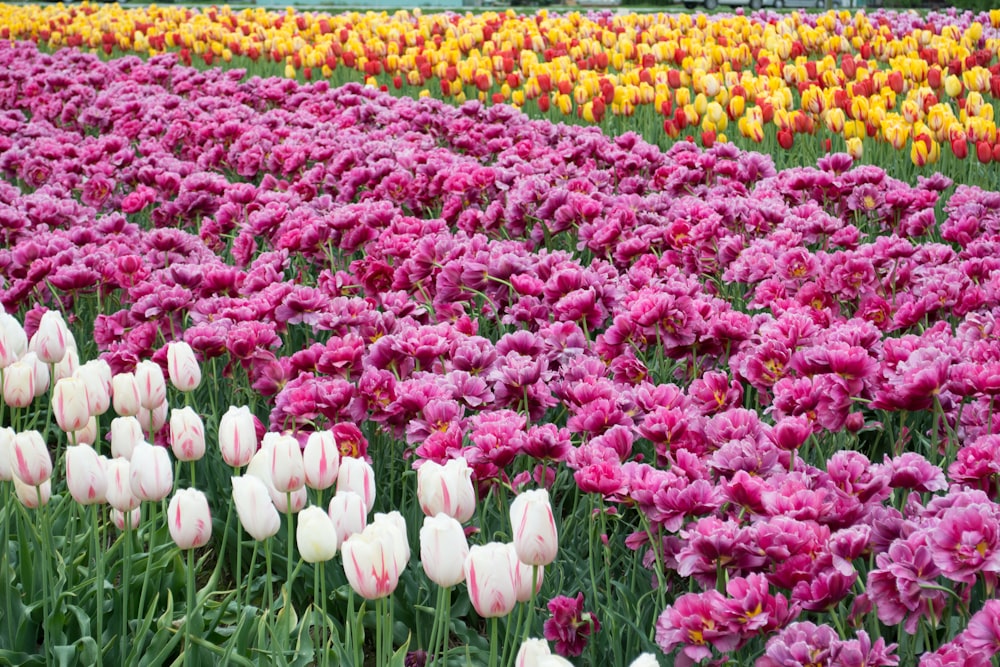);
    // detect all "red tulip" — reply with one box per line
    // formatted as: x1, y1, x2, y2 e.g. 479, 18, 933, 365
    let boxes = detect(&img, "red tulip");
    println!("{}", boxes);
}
977, 141, 993, 164
951, 138, 969, 159
777, 129, 794, 150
